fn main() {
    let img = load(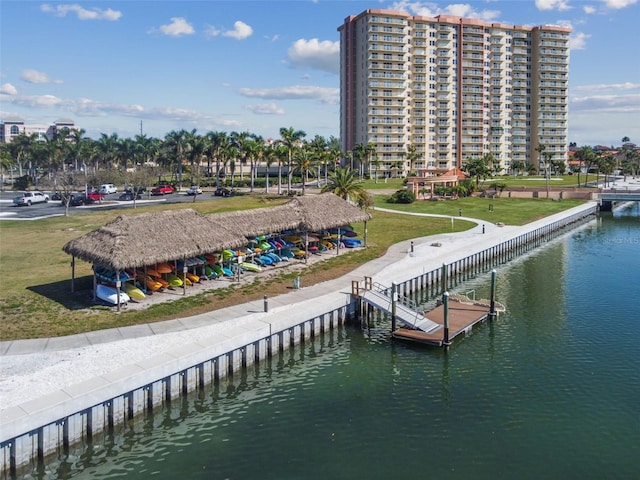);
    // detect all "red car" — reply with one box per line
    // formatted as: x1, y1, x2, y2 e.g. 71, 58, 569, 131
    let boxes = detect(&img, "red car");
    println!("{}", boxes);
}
151, 184, 175, 195
86, 191, 105, 201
